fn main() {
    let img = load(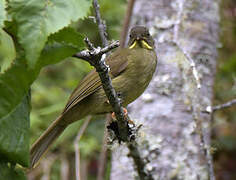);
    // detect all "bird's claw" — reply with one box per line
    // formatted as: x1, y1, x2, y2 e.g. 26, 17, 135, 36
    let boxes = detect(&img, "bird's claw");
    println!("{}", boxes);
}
111, 108, 128, 119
